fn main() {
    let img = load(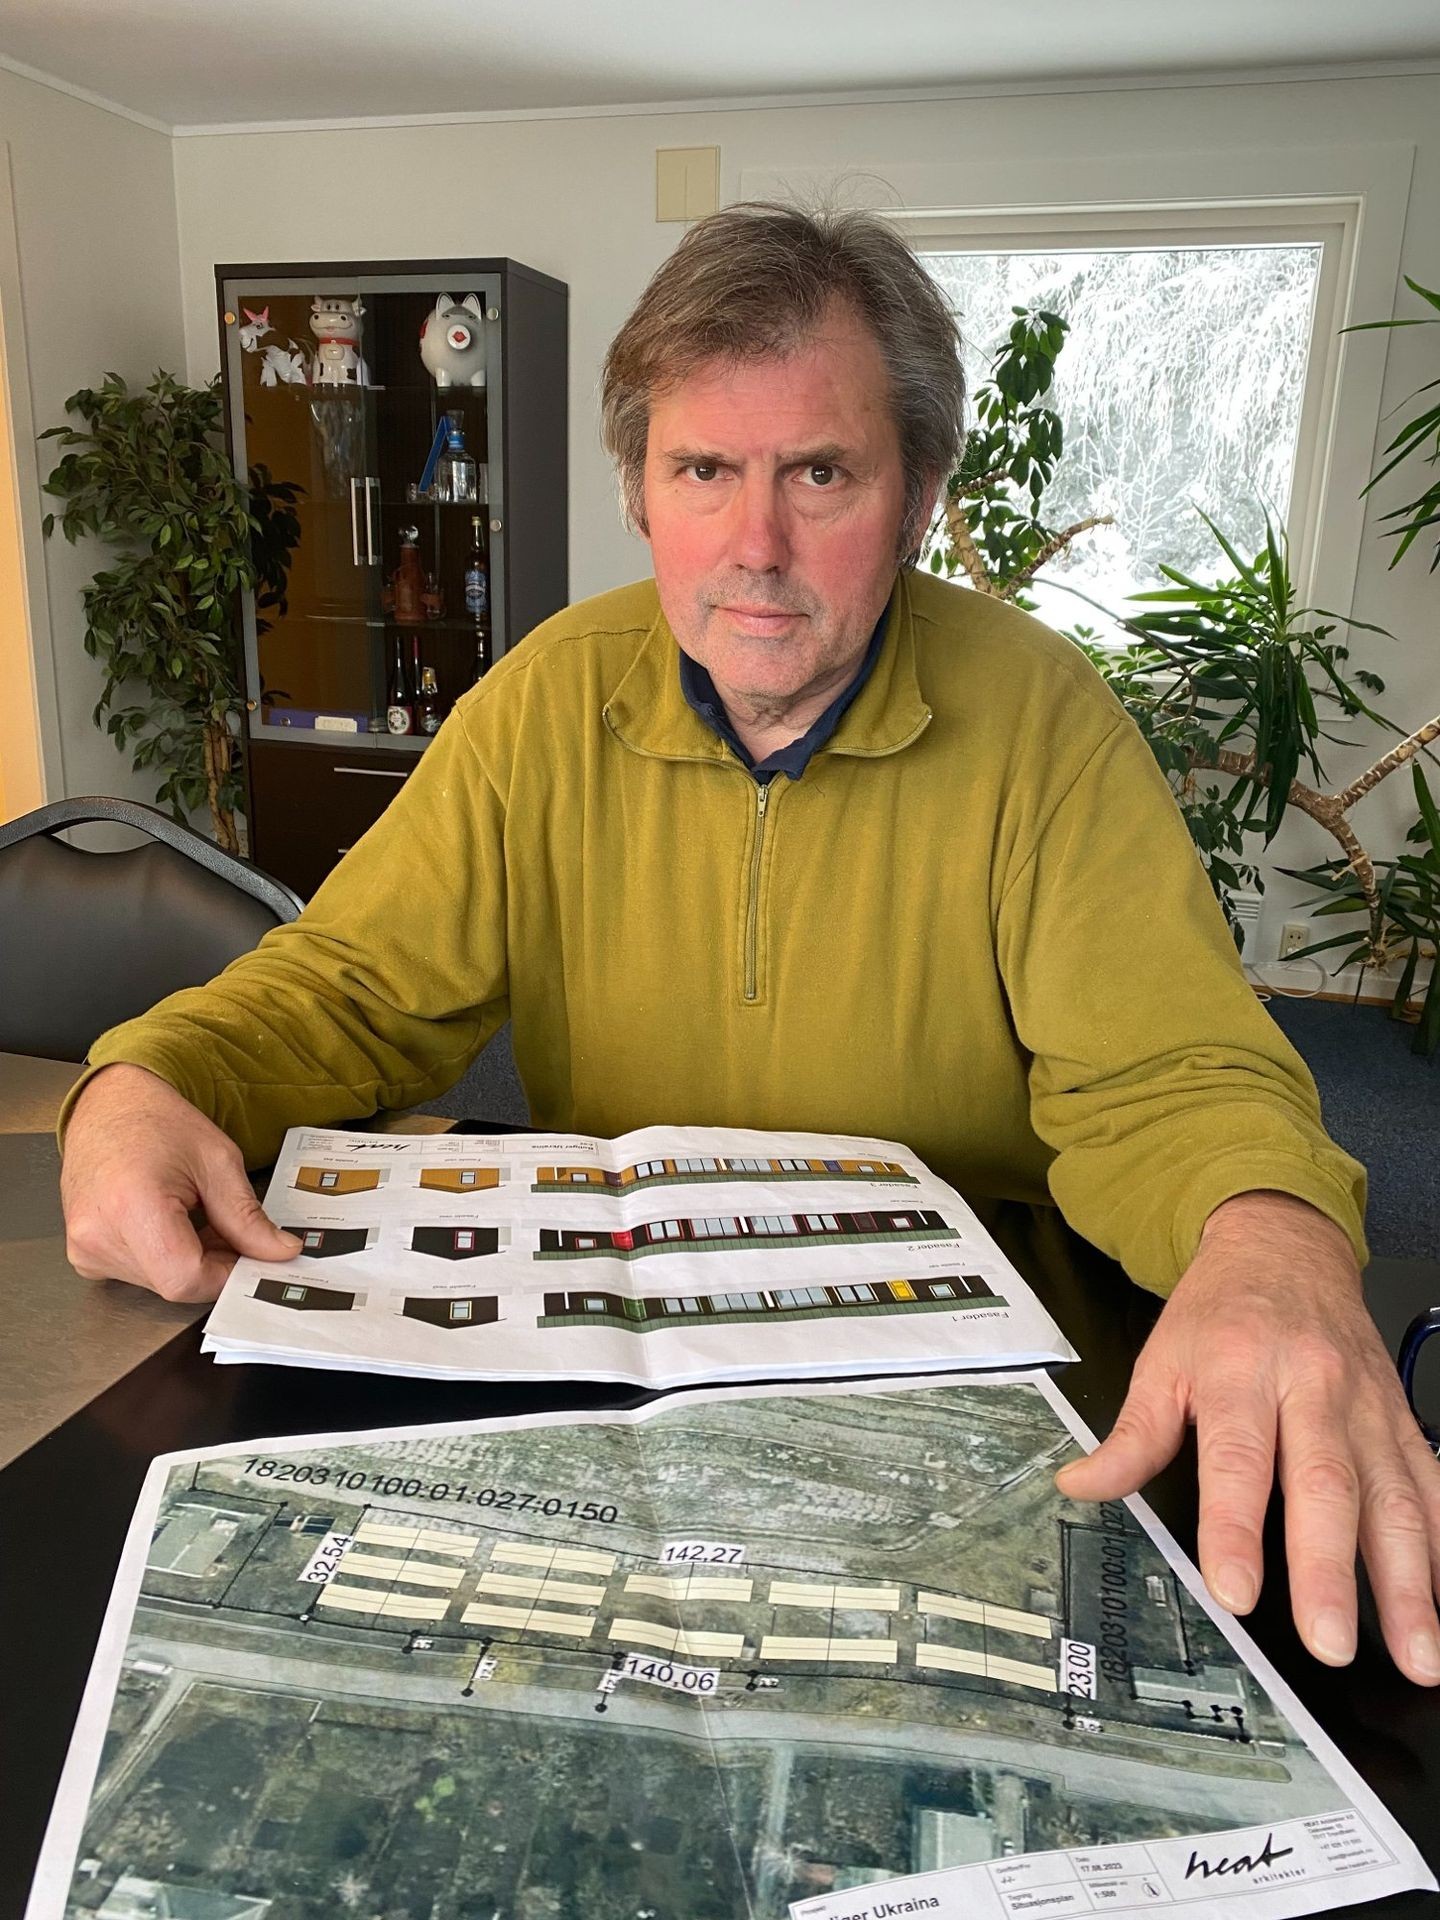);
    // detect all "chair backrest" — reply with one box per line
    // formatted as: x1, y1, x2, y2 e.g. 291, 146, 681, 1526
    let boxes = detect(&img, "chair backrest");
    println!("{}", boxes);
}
0, 797, 305, 1062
